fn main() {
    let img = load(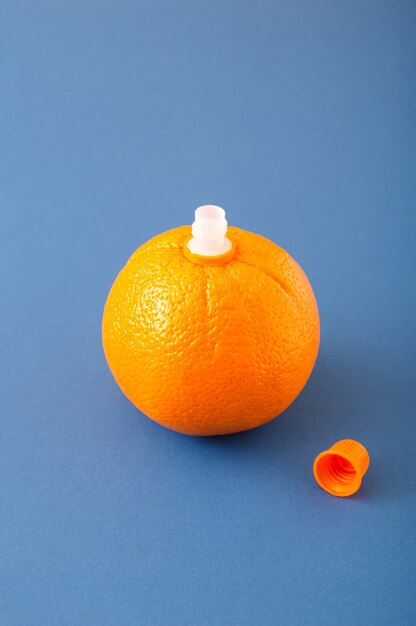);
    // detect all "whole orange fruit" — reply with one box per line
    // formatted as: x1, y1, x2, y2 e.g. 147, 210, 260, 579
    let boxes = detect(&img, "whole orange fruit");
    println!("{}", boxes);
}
102, 211, 319, 436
